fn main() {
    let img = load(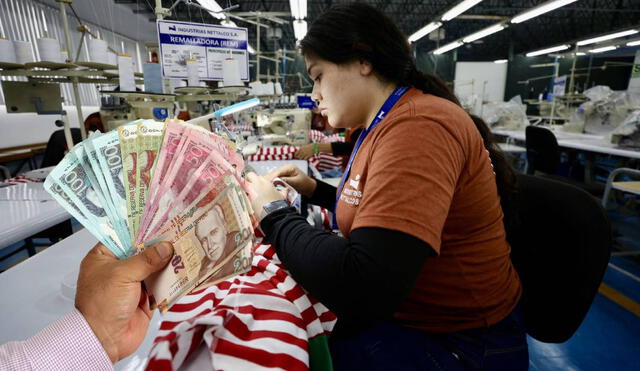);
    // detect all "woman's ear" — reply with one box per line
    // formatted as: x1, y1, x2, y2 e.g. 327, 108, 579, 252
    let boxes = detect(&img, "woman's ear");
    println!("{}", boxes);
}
359, 59, 374, 76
